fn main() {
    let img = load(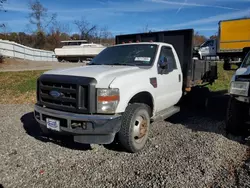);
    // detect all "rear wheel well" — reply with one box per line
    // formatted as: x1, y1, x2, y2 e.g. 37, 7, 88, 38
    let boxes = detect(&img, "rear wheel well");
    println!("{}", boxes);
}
128, 92, 154, 117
